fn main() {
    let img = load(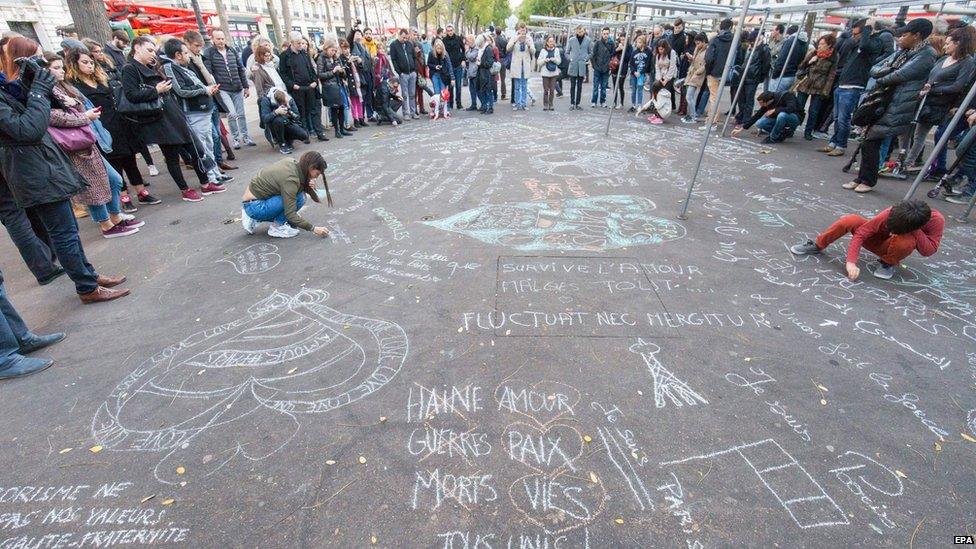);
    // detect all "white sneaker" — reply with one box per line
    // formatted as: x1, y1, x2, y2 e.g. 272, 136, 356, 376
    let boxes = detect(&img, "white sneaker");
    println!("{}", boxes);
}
119, 212, 135, 221
267, 223, 298, 238
282, 224, 300, 236
148, 165, 159, 177
241, 208, 257, 235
